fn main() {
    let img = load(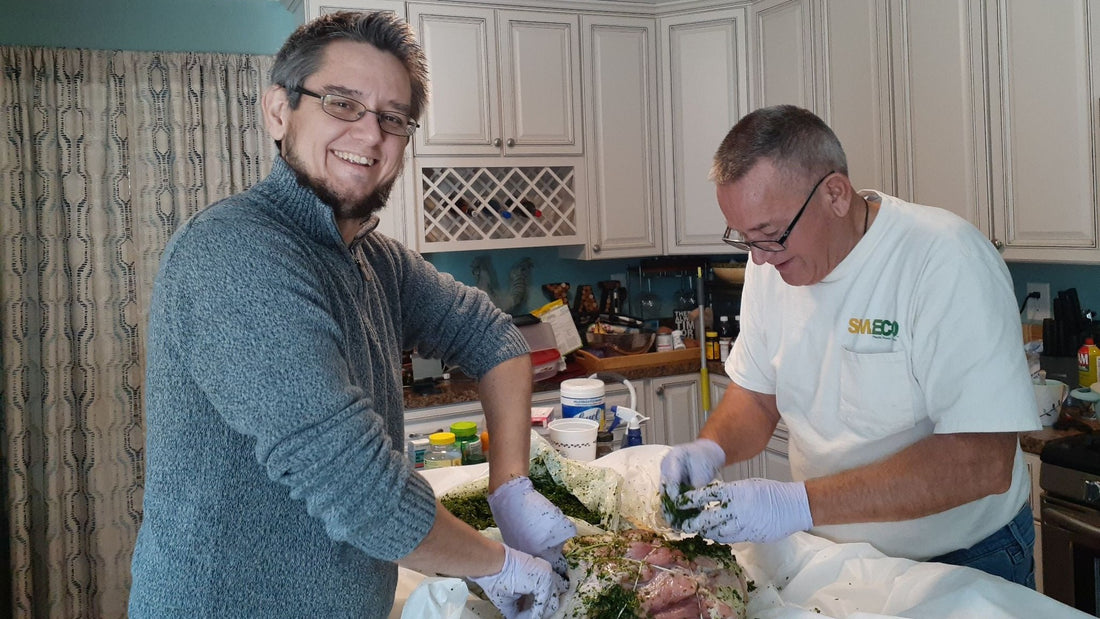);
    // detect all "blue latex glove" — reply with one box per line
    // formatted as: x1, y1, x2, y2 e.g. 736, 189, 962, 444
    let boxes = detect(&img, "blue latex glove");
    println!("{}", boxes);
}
659, 438, 727, 504
679, 478, 813, 544
489, 476, 577, 573
470, 545, 565, 619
